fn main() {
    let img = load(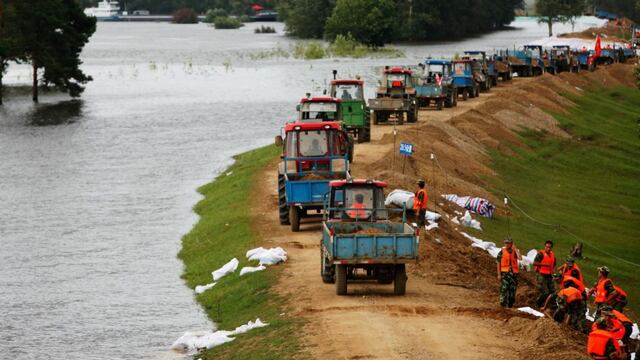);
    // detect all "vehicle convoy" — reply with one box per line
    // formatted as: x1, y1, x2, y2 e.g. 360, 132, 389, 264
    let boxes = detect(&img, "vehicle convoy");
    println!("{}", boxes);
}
320, 179, 419, 295
510, 45, 545, 77
464, 51, 495, 90
452, 59, 479, 100
415, 59, 458, 110
552, 45, 580, 73
574, 50, 596, 72
329, 72, 371, 143
597, 47, 620, 65
296, 96, 354, 162
276, 122, 351, 232
368, 67, 418, 125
